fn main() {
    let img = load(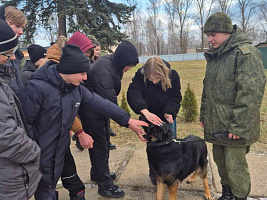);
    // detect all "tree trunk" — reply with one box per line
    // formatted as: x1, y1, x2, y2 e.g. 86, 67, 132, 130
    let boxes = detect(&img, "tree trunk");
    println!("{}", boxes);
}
58, 12, 67, 37
57, 0, 67, 37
